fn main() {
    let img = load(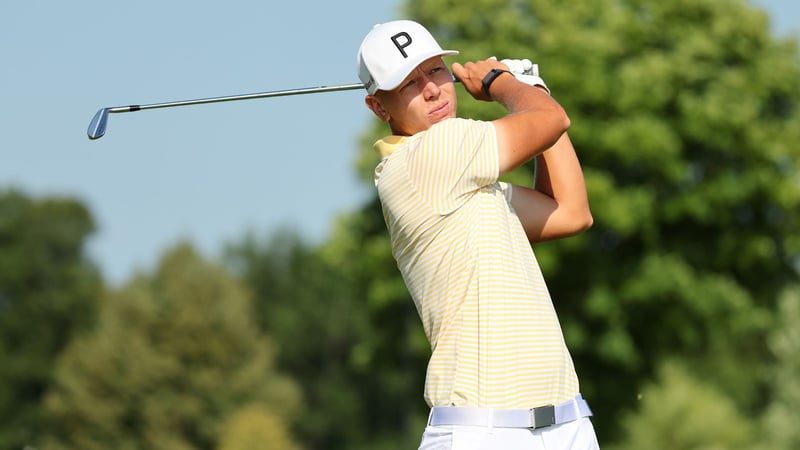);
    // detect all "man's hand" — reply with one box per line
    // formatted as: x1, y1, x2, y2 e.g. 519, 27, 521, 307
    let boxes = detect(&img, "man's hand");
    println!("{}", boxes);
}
501, 58, 550, 94
501, 58, 536, 75
451, 58, 512, 102
452, 57, 550, 101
